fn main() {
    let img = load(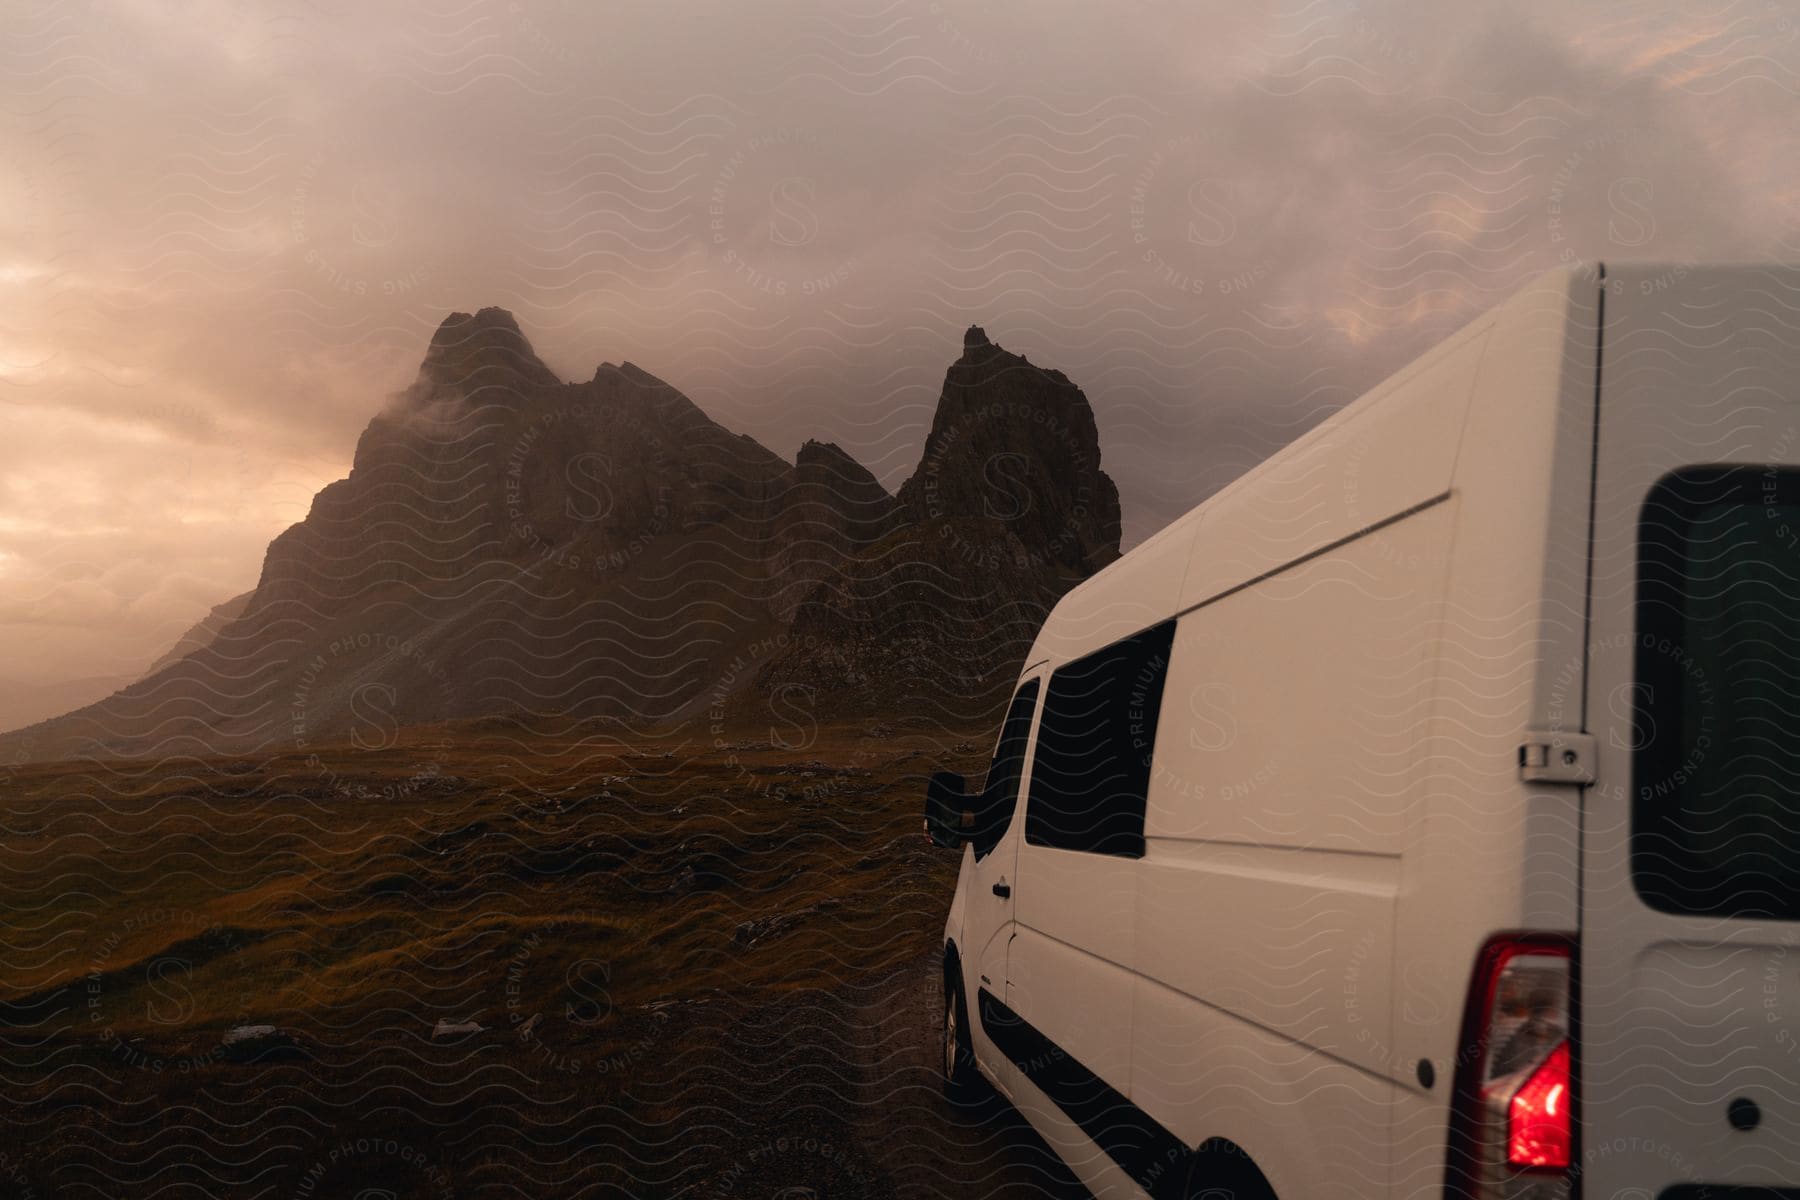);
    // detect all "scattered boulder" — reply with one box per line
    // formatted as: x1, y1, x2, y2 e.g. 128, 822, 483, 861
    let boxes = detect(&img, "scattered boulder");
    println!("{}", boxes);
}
731, 899, 845, 950
220, 1024, 302, 1063
221, 1024, 278, 1045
